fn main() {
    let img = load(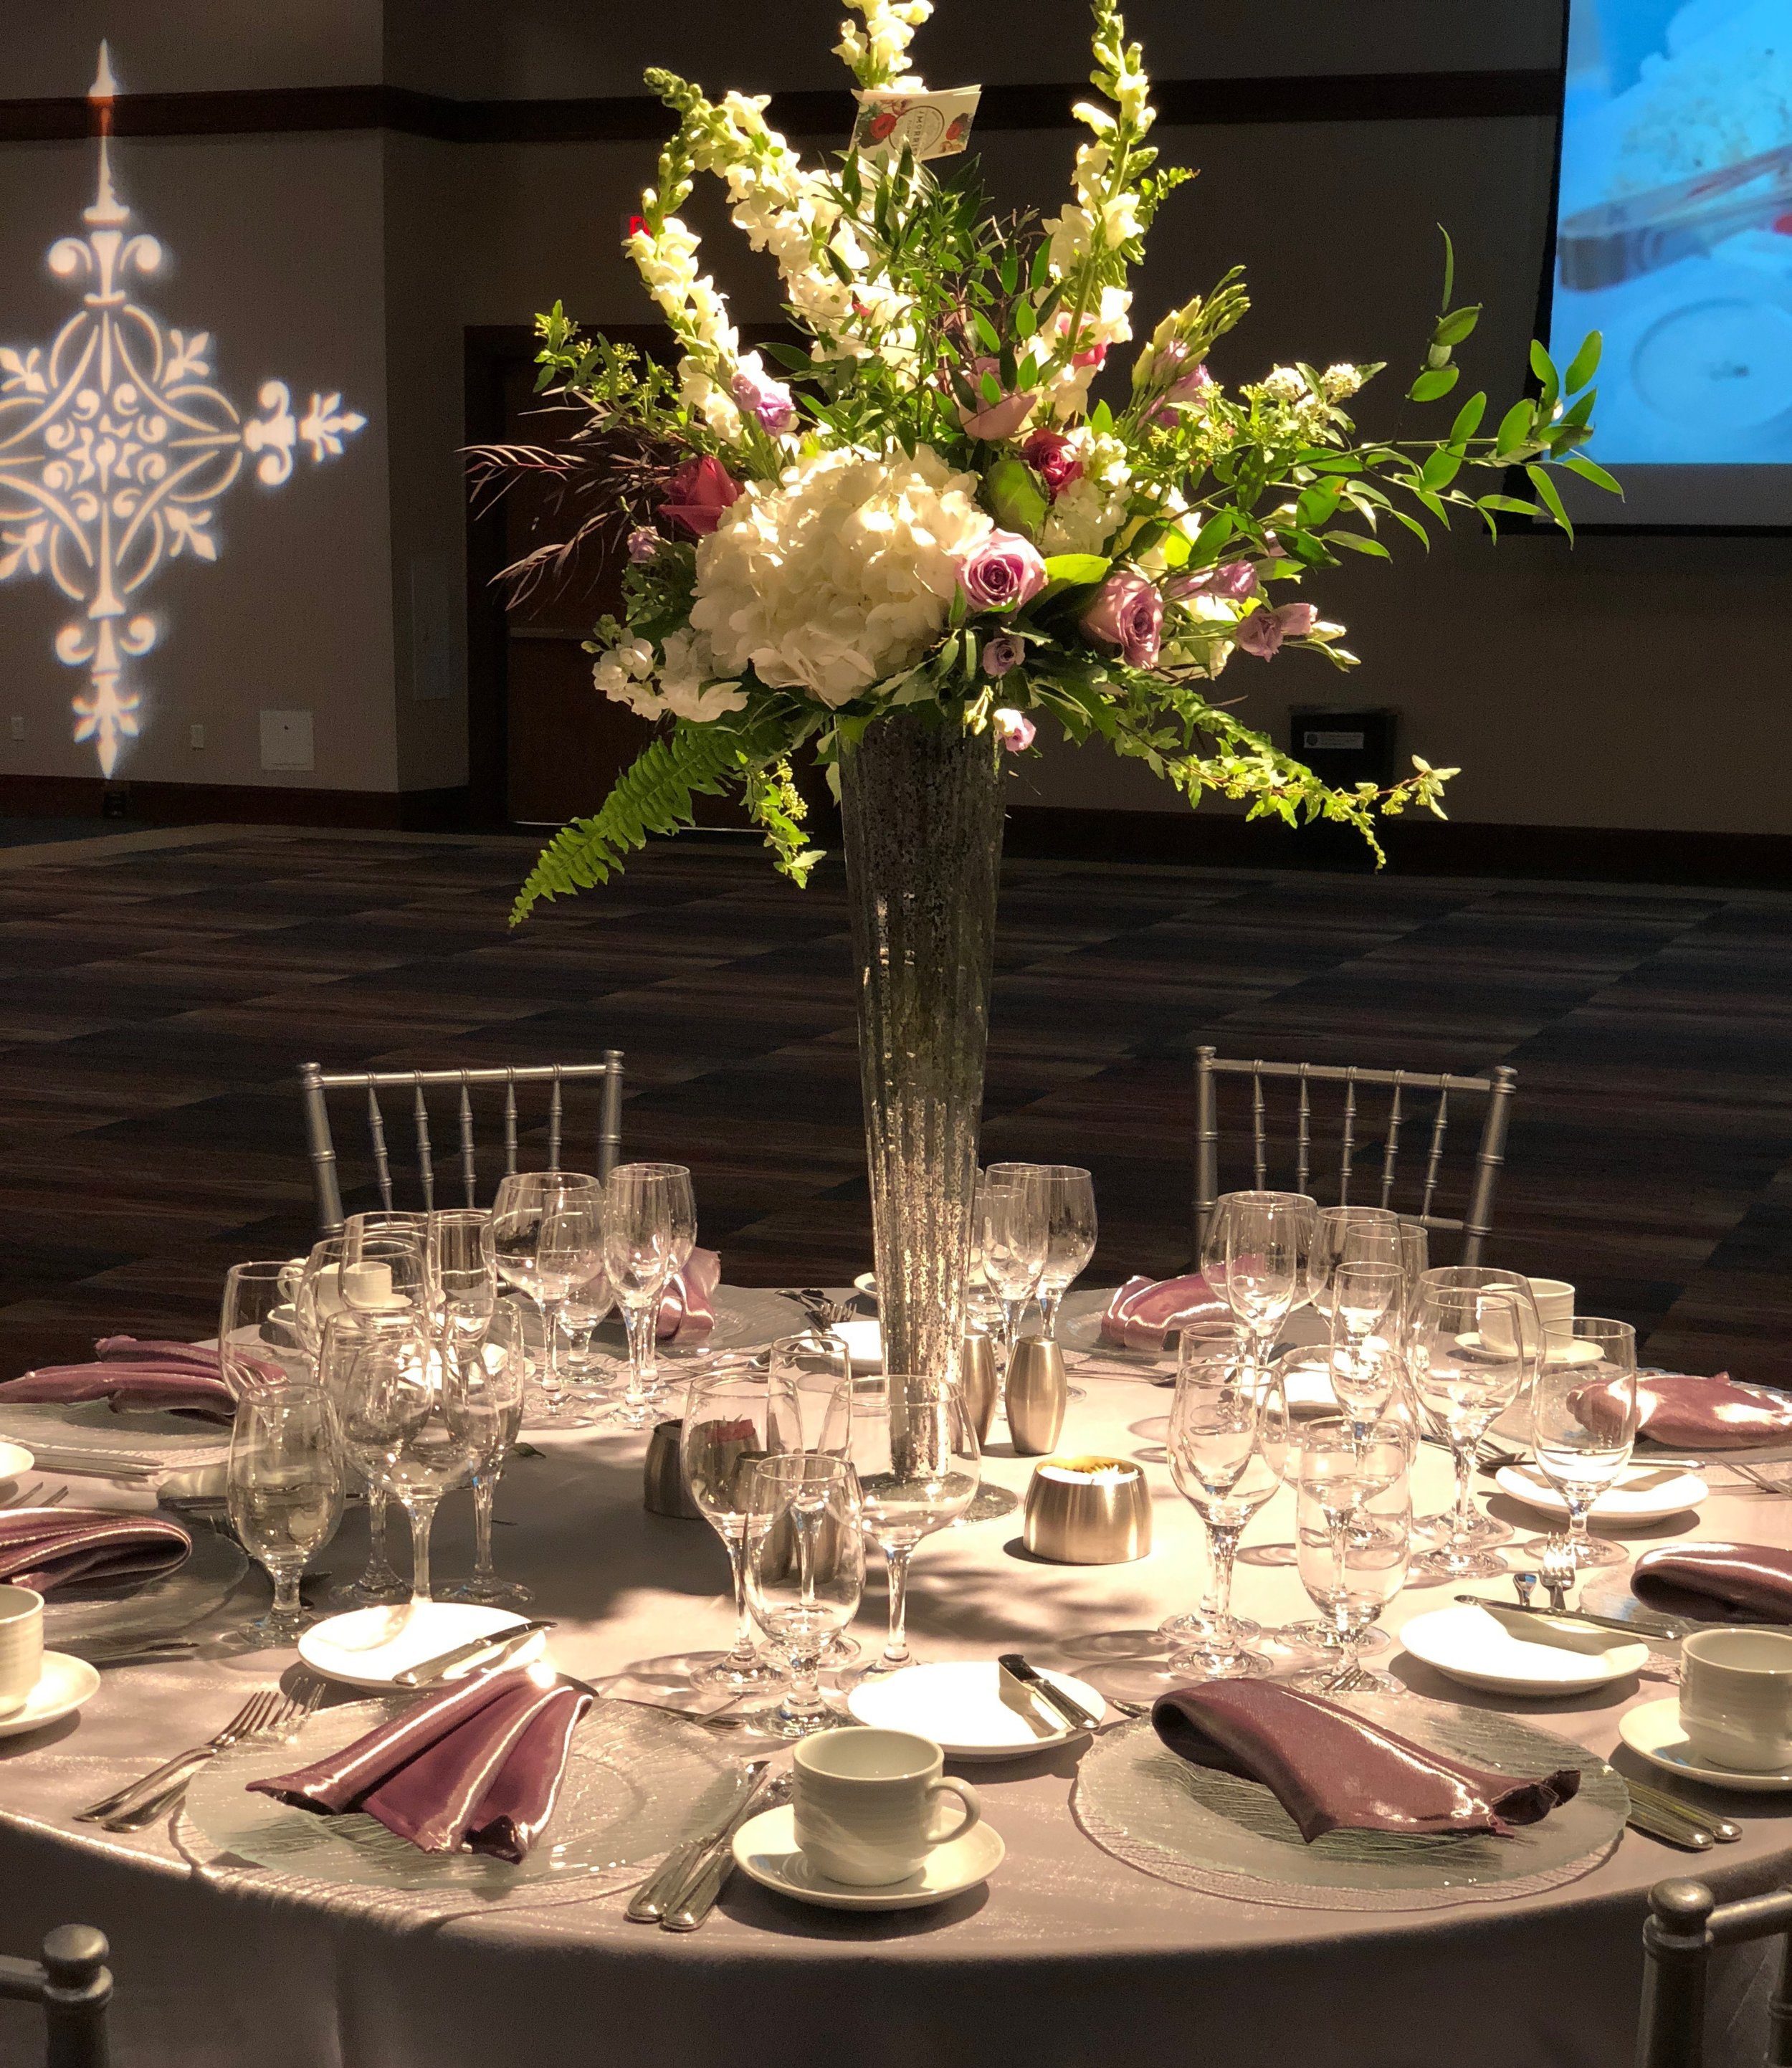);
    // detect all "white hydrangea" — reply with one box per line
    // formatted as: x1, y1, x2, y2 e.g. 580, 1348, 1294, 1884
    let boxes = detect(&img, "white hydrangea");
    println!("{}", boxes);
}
1042, 473, 1129, 556
690, 444, 992, 705
592, 637, 660, 719
592, 631, 747, 724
